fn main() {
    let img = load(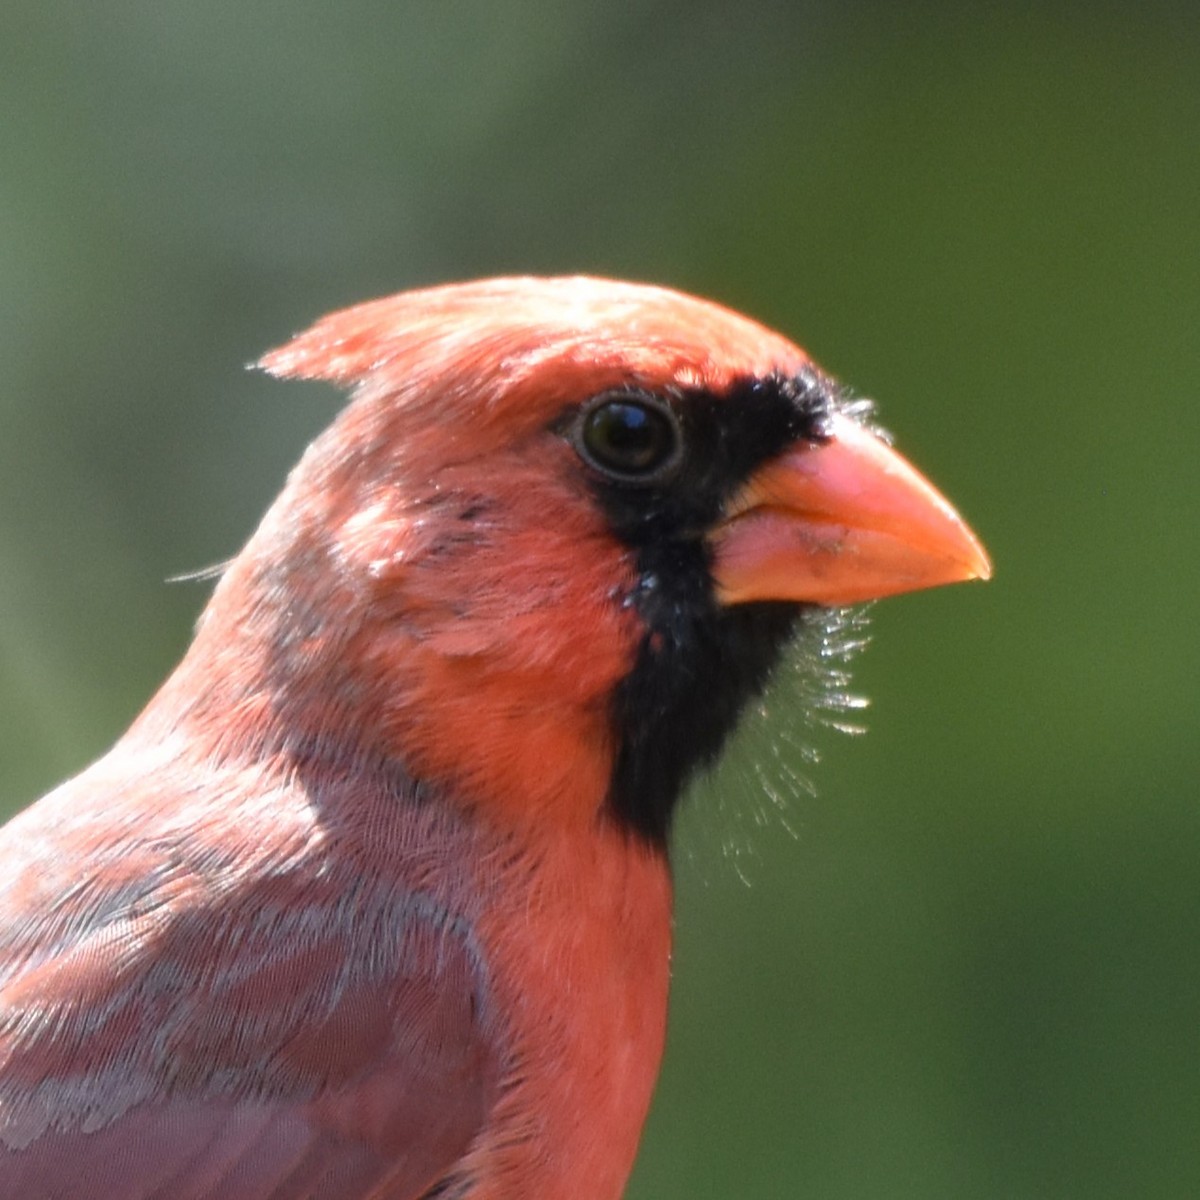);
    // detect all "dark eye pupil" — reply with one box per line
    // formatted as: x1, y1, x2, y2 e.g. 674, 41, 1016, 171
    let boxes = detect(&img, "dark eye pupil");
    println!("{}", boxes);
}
582, 400, 677, 477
